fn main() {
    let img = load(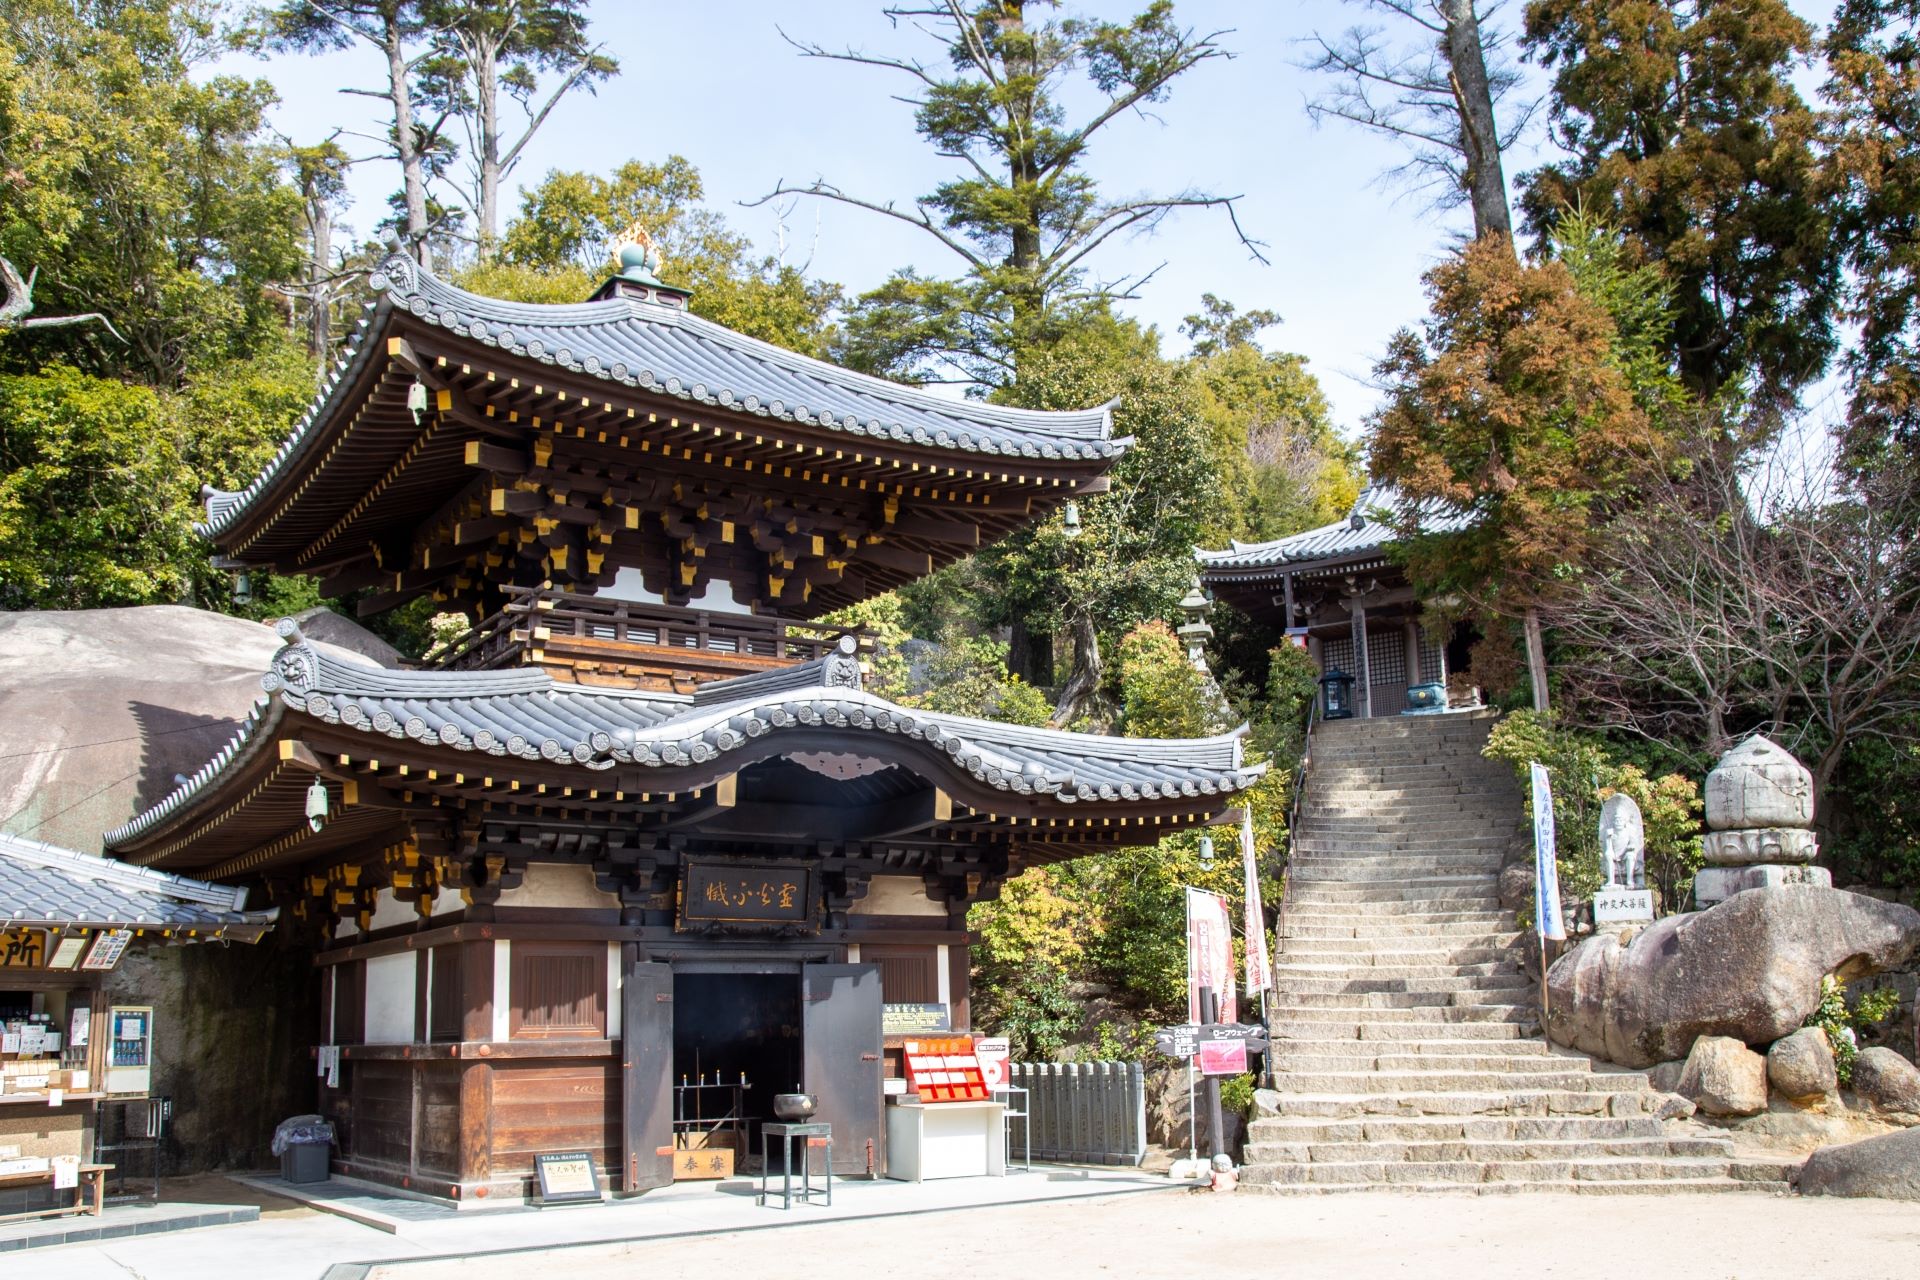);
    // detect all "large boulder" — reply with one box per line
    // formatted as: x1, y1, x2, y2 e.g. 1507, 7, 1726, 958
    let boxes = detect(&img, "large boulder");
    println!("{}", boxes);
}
1798, 1127, 1920, 1200
1545, 885, 1920, 1068
0, 605, 392, 850
1768, 1027, 1839, 1104
1852, 1048, 1920, 1120
1678, 1035, 1768, 1117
